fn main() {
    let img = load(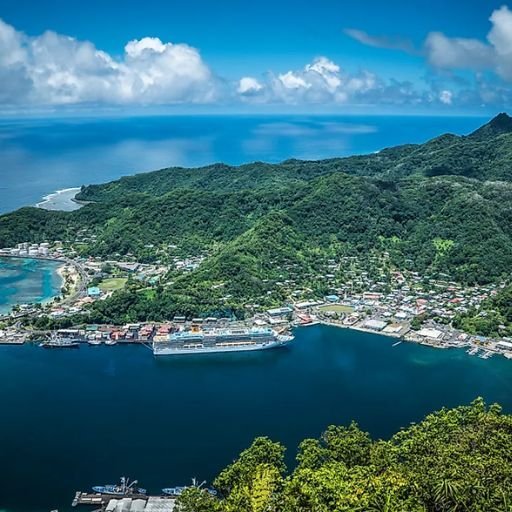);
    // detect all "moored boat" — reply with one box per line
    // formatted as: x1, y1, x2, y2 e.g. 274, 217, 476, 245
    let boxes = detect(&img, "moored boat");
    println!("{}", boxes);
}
92, 477, 146, 496
153, 326, 294, 356
40, 332, 80, 349
162, 486, 217, 497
